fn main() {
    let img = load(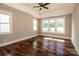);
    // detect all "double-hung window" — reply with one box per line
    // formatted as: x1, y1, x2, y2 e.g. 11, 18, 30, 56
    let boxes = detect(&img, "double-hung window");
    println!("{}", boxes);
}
42, 17, 65, 34
0, 10, 12, 34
